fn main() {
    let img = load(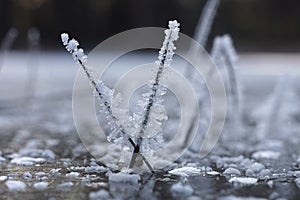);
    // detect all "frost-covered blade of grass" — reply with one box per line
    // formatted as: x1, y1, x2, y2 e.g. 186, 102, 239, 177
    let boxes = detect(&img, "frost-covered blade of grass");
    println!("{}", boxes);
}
0, 28, 18, 51
194, 0, 221, 49
184, 0, 221, 79
211, 34, 242, 133
61, 33, 124, 143
25, 27, 40, 103
129, 20, 180, 168
252, 76, 289, 140
0, 28, 18, 71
